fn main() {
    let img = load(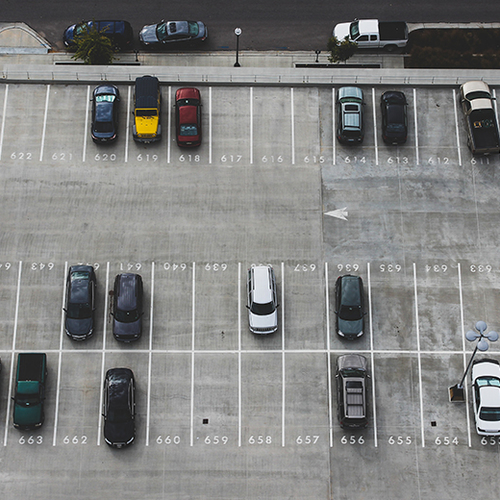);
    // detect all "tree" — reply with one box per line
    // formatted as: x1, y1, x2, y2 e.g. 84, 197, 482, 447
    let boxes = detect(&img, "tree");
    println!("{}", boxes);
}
327, 36, 358, 64
72, 24, 115, 65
